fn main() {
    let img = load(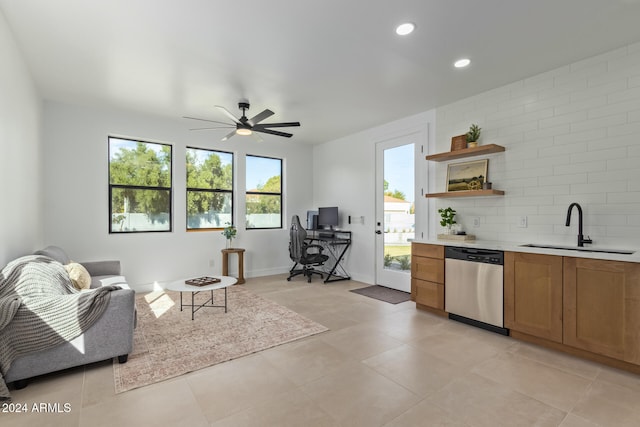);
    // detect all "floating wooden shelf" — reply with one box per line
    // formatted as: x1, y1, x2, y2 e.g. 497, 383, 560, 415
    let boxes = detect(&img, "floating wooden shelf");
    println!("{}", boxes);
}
425, 144, 505, 162
425, 189, 505, 198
